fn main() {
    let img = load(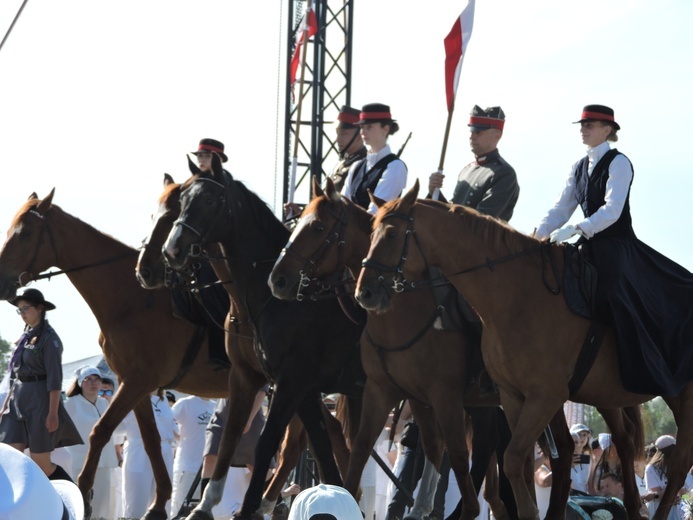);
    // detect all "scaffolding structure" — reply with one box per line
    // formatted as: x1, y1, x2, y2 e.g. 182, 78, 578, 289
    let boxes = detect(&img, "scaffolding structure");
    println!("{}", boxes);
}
283, 0, 355, 206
